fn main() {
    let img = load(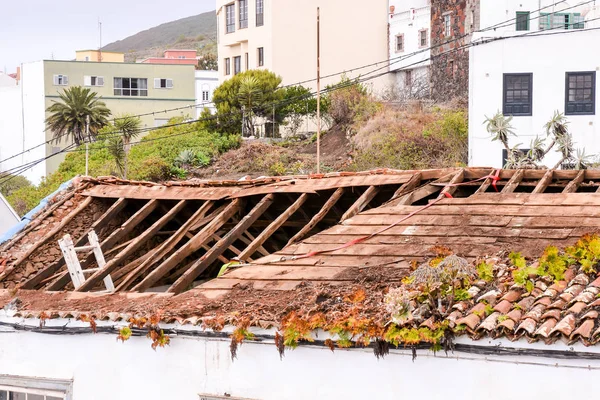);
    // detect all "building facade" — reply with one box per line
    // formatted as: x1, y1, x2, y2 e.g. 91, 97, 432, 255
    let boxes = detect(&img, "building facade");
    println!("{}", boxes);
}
216, 0, 392, 93
469, 0, 600, 168
140, 49, 199, 66
430, 0, 480, 103
75, 50, 125, 63
0, 193, 19, 236
388, 0, 432, 100
2, 60, 195, 183
195, 70, 219, 117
